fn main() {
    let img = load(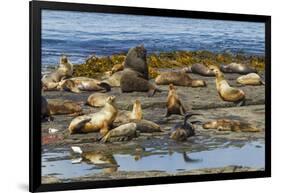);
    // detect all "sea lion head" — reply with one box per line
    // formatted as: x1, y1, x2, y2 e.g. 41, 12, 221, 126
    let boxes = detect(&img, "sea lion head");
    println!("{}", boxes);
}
169, 84, 176, 91
135, 44, 147, 58
60, 55, 68, 64
202, 120, 217, 129
209, 66, 222, 77
106, 96, 116, 104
